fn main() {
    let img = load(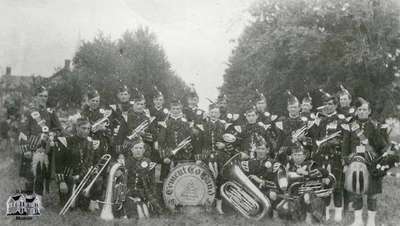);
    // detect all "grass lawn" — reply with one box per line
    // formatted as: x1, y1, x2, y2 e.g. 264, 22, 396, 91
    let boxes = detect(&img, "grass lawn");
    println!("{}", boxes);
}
0, 141, 399, 226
